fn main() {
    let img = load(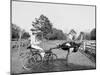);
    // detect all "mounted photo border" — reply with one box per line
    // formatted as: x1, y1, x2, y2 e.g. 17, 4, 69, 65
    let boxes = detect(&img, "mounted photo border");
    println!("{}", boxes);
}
10, 0, 96, 75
